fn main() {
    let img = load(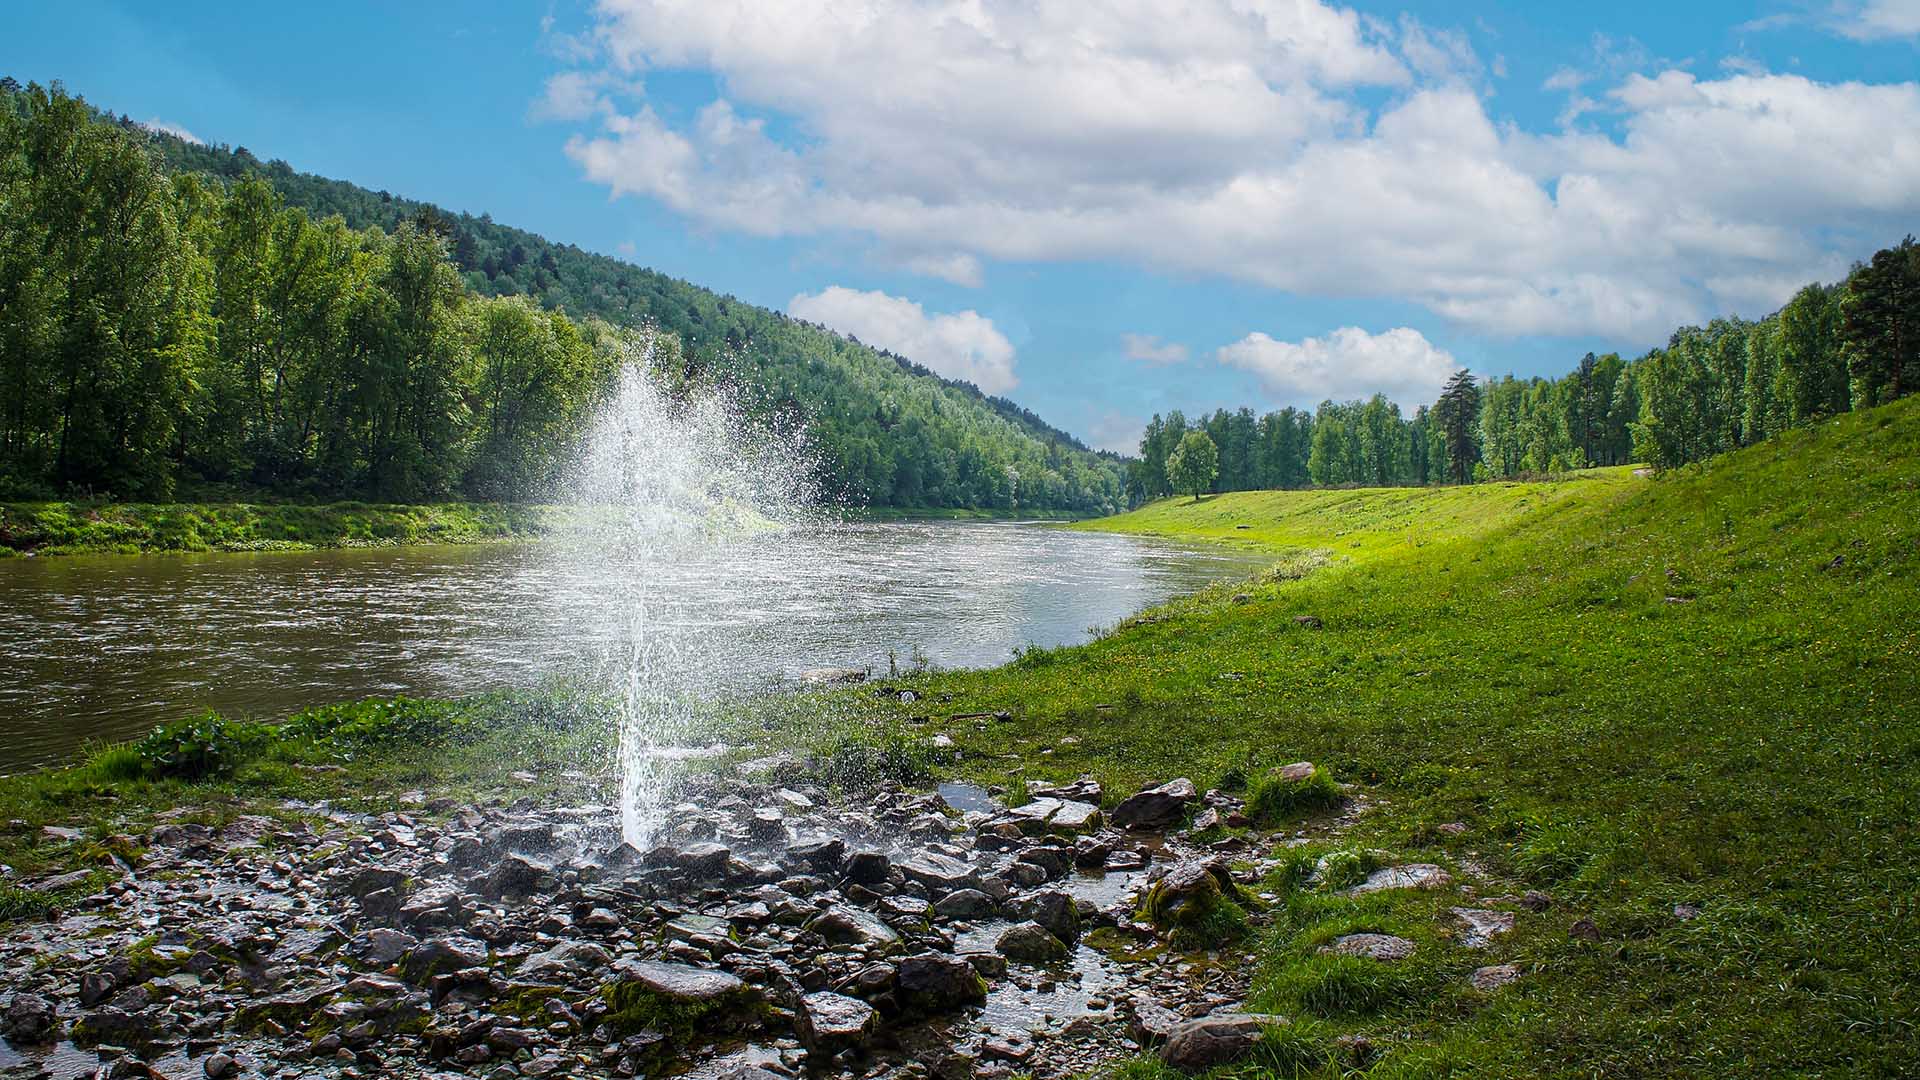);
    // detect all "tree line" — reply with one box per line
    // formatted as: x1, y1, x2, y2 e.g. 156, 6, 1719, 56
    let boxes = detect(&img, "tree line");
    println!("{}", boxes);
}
0, 81, 1127, 512
1132, 236, 1919, 499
